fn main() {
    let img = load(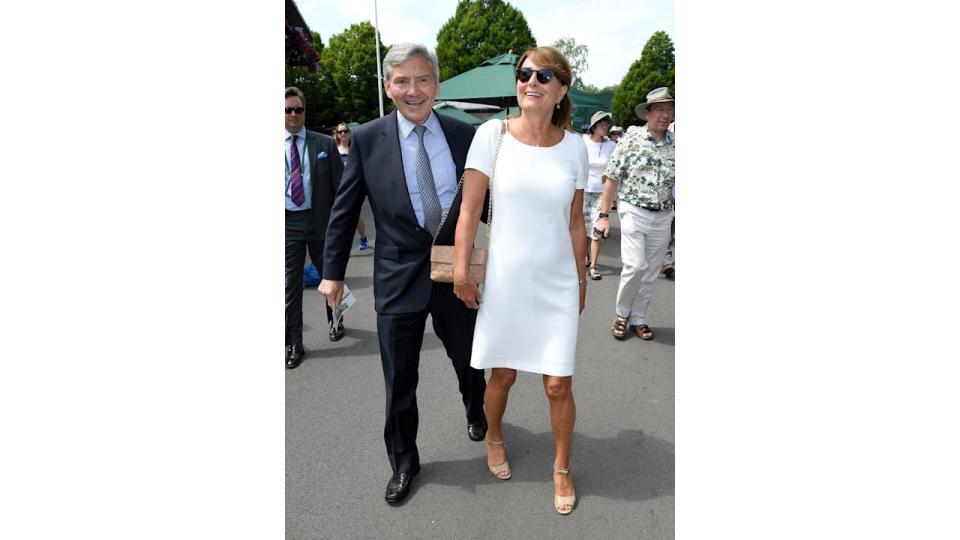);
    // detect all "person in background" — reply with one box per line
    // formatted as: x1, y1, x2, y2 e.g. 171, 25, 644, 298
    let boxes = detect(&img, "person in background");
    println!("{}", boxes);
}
333, 122, 369, 251
608, 125, 624, 143
454, 46, 588, 515
608, 126, 623, 210
661, 121, 675, 278
319, 43, 488, 506
284, 87, 344, 369
596, 87, 675, 341
582, 111, 616, 280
